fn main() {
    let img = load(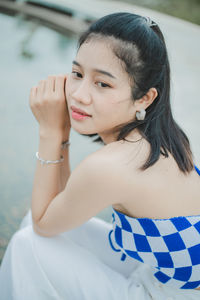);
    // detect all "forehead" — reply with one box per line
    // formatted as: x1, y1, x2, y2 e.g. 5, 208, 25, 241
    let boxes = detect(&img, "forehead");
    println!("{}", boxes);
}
75, 38, 127, 78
